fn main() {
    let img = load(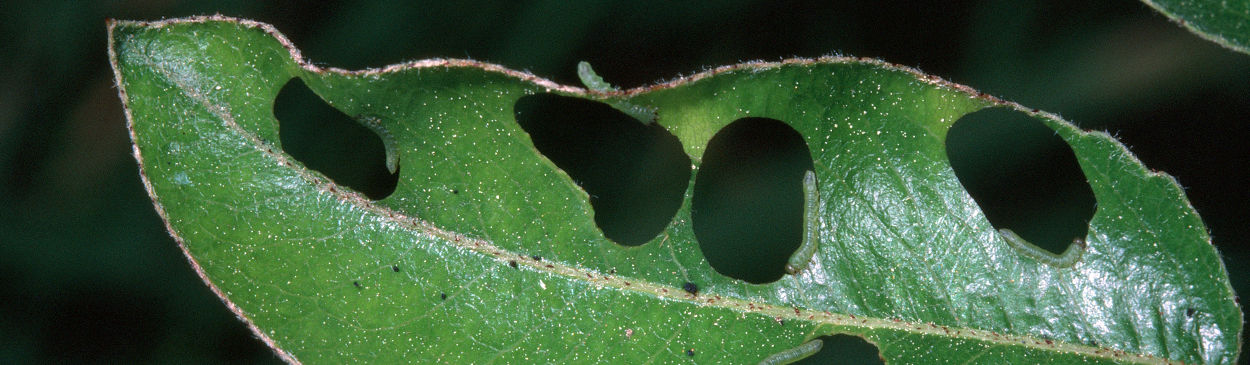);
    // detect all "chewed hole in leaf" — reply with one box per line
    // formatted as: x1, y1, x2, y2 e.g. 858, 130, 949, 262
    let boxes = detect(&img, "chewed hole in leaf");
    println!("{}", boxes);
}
791, 334, 884, 365
274, 77, 398, 200
945, 107, 1095, 254
513, 93, 690, 246
692, 117, 813, 284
